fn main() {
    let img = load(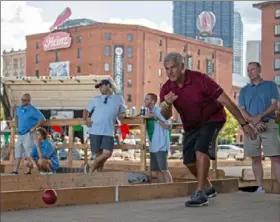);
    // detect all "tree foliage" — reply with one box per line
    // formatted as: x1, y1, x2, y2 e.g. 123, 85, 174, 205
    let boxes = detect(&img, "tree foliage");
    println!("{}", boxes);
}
218, 108, 239, 144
